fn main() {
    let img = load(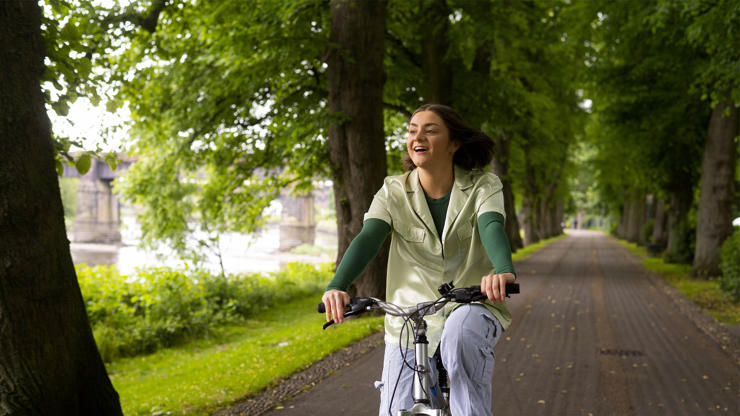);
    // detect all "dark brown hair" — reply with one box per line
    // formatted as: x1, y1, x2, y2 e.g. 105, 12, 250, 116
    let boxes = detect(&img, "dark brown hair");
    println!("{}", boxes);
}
402, 104, 494, 171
